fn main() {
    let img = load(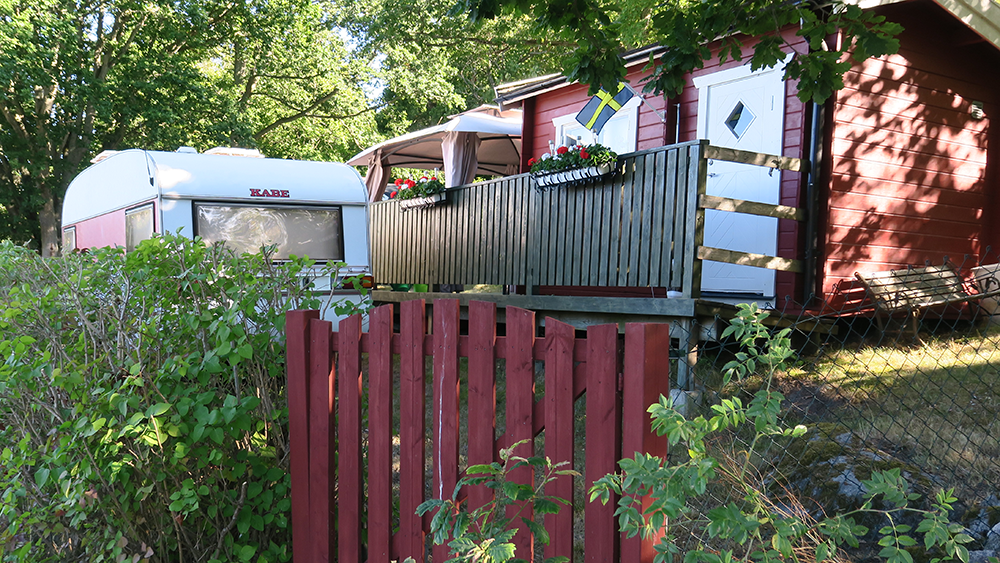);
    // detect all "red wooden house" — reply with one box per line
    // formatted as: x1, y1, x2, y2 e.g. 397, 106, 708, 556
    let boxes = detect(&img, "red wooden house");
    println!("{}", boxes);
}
494, 0, 1000, 307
